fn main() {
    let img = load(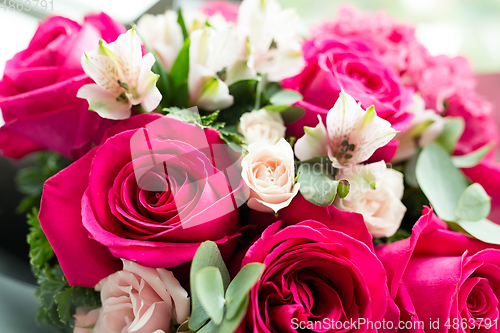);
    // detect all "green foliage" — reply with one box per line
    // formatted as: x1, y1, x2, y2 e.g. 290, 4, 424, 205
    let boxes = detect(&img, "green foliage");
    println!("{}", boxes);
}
296, 157, 349, 207
188, 241, 264, 333
415, 142, 500, 244
27, 207, 54, 271
15, 152, 70, 213
24, 176, 101, 331
435, 117, 464, 153
451, 142, 494, 168
269, 89, 303, 106
34, 264, 100, 331
455, 183, 491, 221
177, 8, 189, 41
